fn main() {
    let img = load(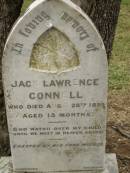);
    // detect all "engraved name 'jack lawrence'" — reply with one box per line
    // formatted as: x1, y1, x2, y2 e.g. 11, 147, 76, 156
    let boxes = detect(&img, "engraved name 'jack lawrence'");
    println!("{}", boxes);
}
11, 79, 99, 88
